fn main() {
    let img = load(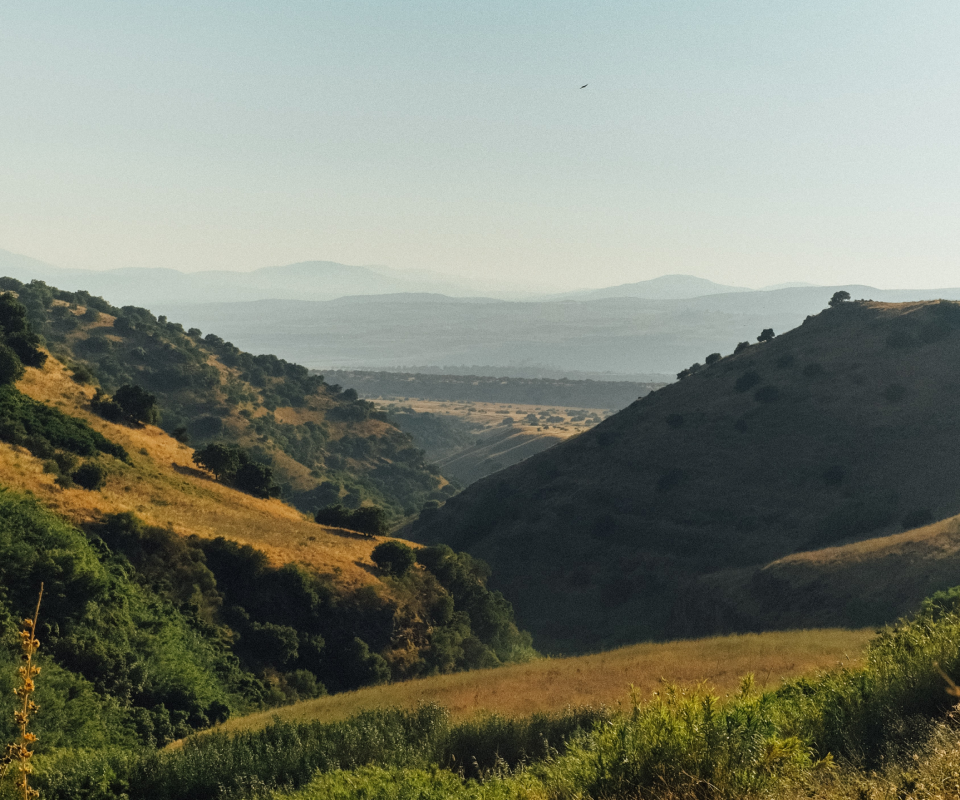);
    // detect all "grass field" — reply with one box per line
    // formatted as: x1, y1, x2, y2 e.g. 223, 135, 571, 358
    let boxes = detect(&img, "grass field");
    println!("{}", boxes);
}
213, 627, 871, 735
